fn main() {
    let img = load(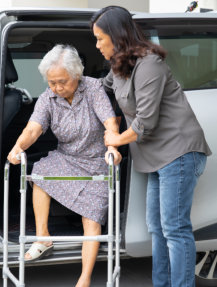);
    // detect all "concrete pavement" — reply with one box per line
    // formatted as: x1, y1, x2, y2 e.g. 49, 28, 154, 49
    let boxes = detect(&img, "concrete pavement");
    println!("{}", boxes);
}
1, 257, 153, 287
